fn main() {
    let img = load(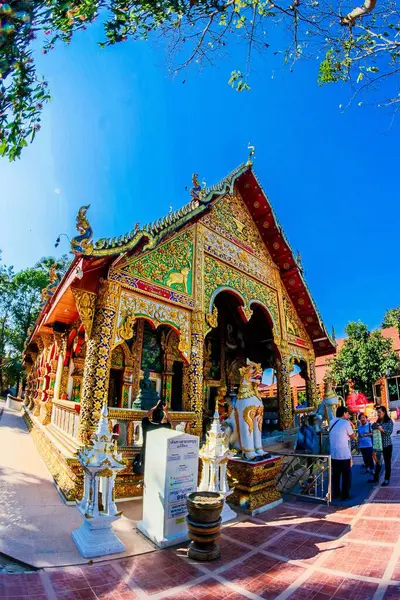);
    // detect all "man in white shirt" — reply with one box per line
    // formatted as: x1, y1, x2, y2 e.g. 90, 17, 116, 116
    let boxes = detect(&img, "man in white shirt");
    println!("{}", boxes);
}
329, 406, 355, 500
